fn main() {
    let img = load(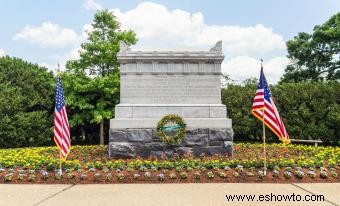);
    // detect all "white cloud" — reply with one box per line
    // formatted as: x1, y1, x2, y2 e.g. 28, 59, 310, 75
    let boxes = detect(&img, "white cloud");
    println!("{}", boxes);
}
84, 0, 103, 11
40, 24, 88, 72
110, 2, 285, 56
51, 2, 287, 82
13, 22, 78, 48
222, 56, 289, 83
0, 49, 5, 57
81, 23, 93, 41
107, 2, 288, 83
